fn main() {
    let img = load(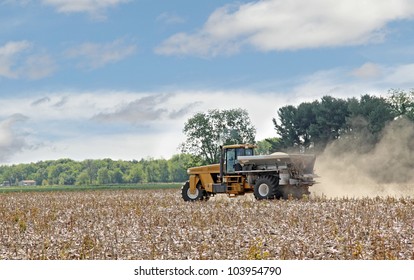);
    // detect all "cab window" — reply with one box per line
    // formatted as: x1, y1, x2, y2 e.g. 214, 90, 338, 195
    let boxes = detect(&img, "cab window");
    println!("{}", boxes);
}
226, 148, 236, 173
236, 148, 253, 157
244, 148, 254, 156
226, 148, 254, 173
